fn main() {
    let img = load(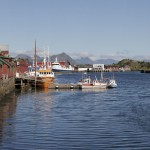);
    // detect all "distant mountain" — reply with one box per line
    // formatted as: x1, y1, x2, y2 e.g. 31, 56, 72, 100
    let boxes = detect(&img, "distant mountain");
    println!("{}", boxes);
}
15, 54, 33, 64
50, 52, 76, 65
75, 57, 118, 65
95, 59, 118, 65
75, 57, 93, 64
15, 53, 118, 65
15, 54, 42, 64
15, 52, 76, 65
